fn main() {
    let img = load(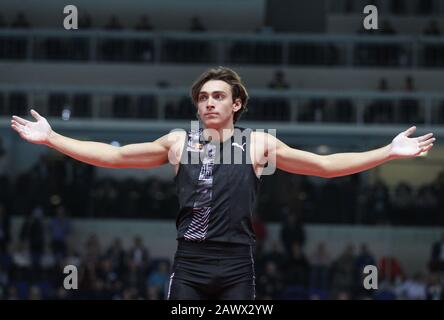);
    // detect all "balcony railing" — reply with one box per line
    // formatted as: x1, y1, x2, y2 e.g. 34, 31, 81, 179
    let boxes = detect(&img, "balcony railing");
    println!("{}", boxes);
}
1, 84, 443, 127
1, 29, 444, 67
